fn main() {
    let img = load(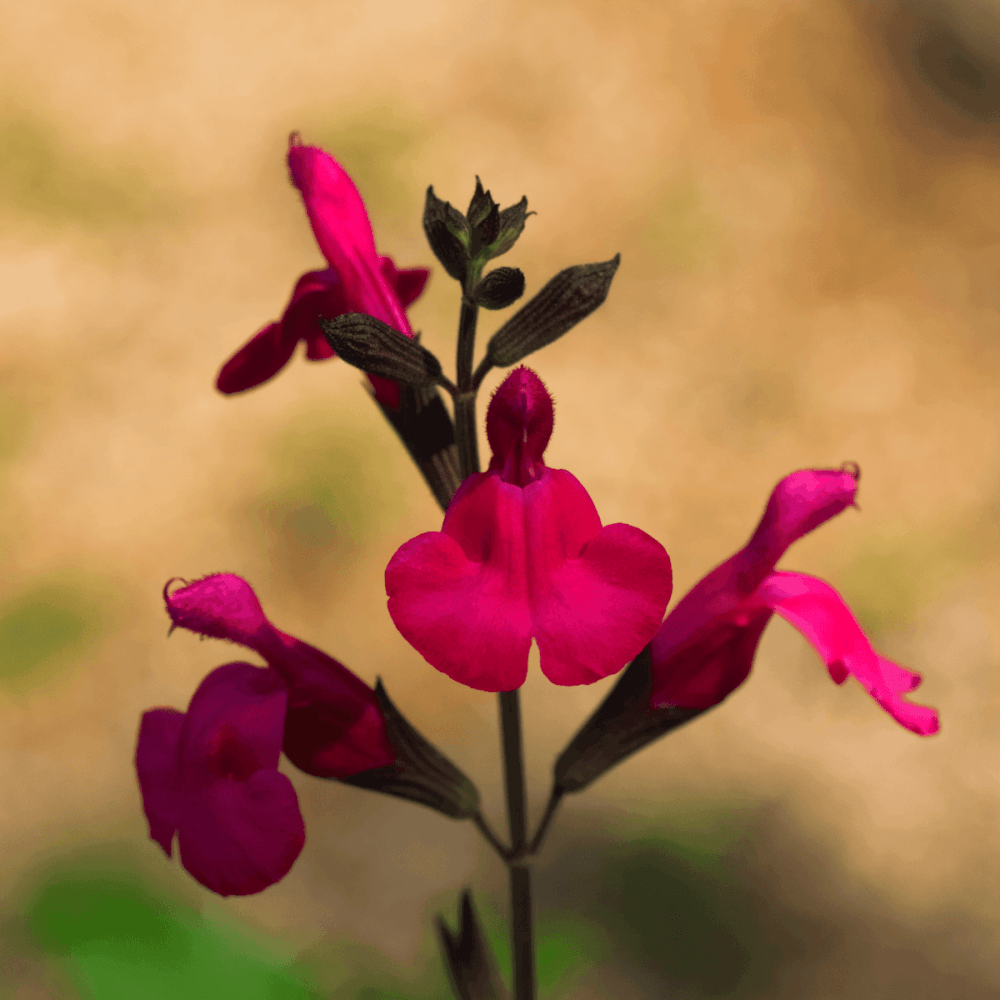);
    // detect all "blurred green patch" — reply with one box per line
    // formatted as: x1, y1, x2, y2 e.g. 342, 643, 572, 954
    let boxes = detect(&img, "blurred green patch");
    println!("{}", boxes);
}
482, 908, 604, 996
0, 394, 34, 466
641, 170, 728, 271
839, 530, 962, 635
0, 577, 113, 691
299, 895, 600, 1000
19, 864, 321, 1000
310, 109, 422, 218
245, 419, 405, 598
0, 113, 179, 229
588, 809, 764, 996
599, 838, 750, 994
